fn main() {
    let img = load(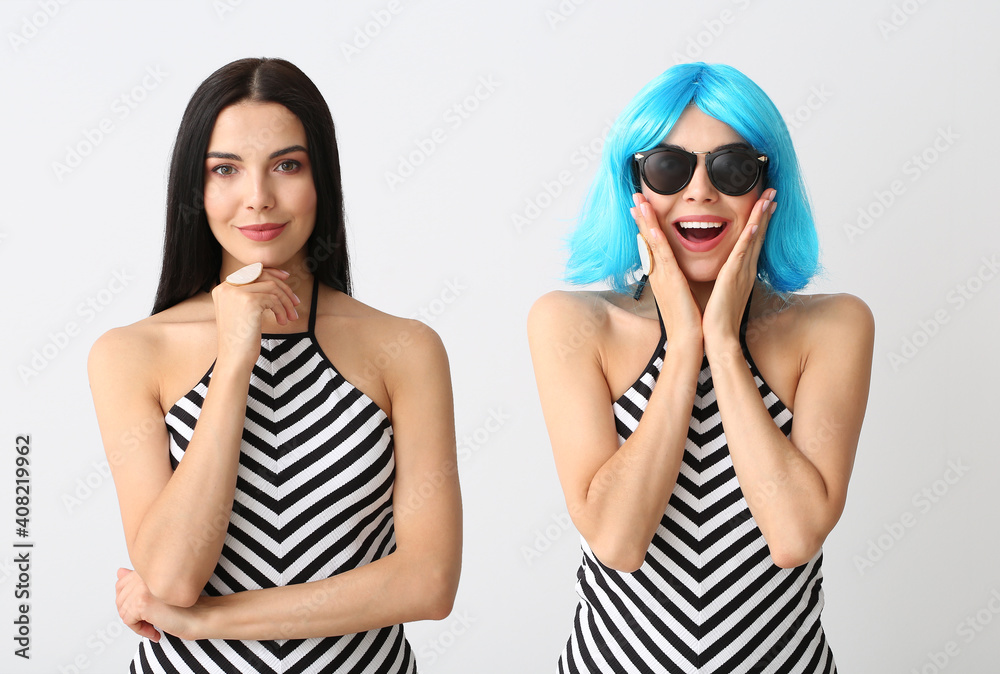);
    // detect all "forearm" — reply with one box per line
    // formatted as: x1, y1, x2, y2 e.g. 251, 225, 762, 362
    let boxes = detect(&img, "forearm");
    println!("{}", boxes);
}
182, 551, 449, 641
131, 363, 251, 603
582, 336, 702, 570
707, 339, 830, 565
